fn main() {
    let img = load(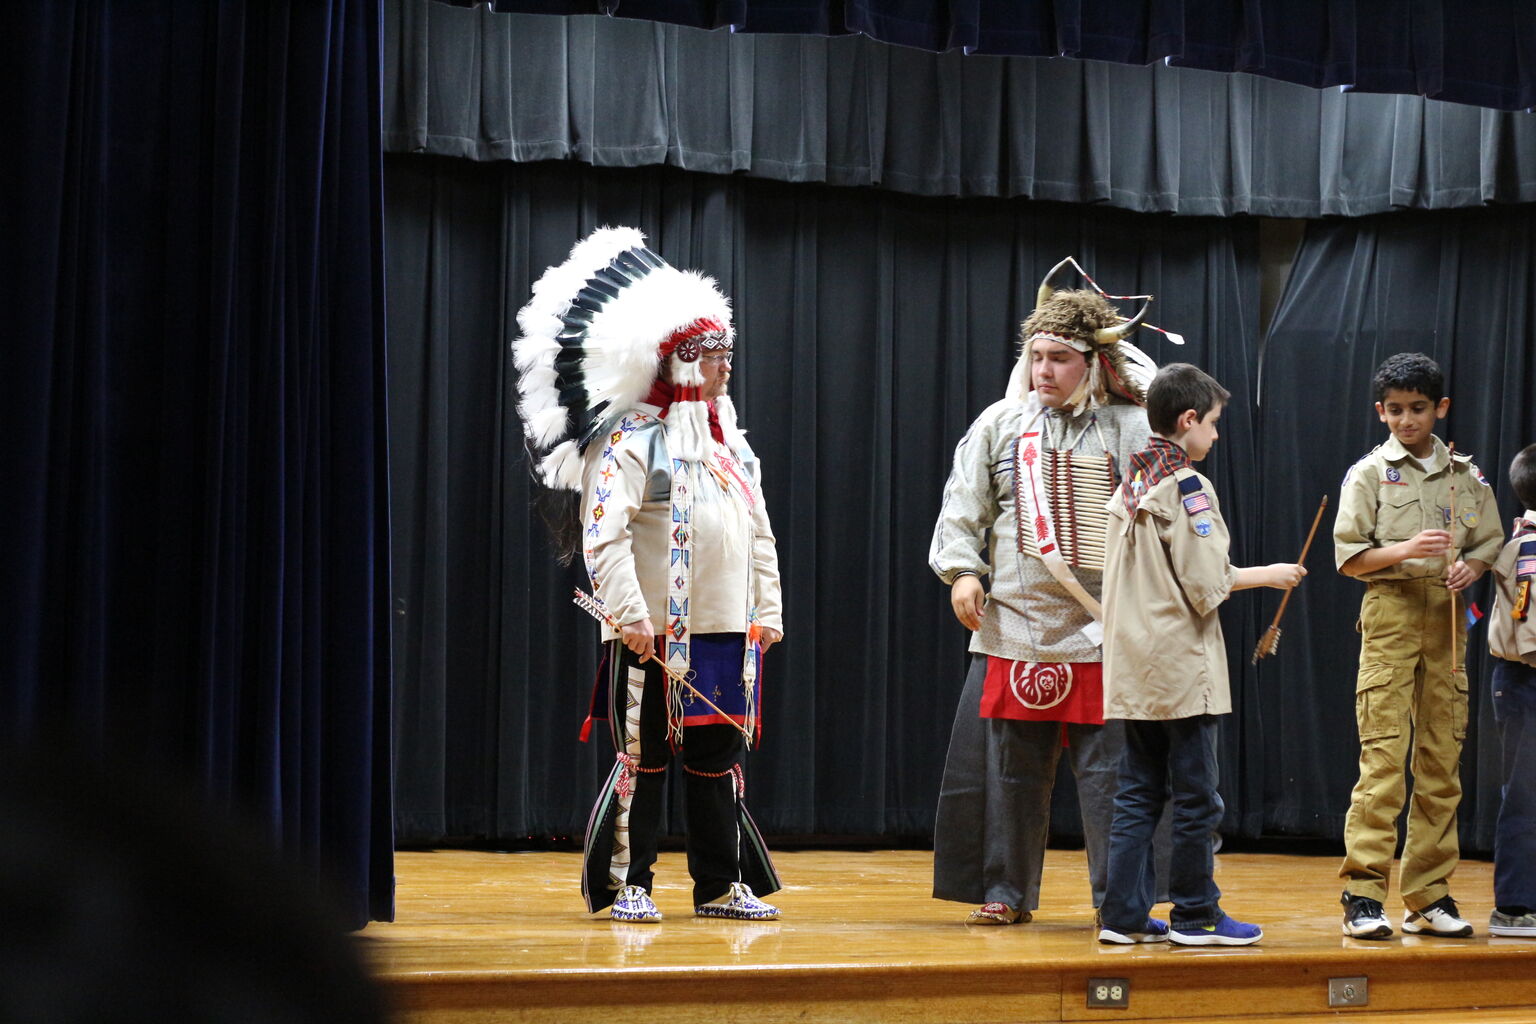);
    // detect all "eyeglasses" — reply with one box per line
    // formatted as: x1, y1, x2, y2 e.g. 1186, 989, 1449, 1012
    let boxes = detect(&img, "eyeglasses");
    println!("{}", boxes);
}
701, 351, 734, 365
